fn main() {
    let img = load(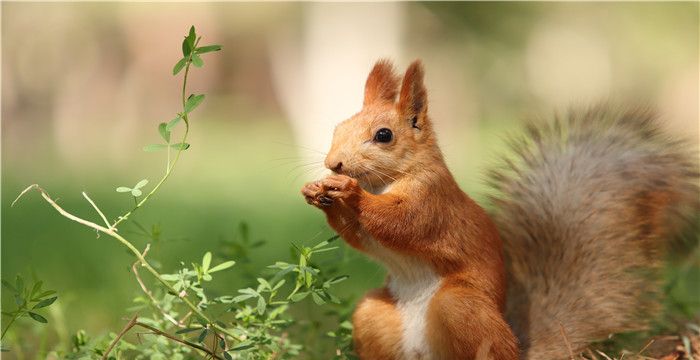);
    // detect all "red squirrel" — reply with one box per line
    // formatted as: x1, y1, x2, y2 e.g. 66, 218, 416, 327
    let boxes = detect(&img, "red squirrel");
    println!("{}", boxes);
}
301, 59, 699, 359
